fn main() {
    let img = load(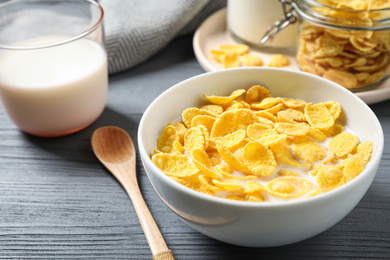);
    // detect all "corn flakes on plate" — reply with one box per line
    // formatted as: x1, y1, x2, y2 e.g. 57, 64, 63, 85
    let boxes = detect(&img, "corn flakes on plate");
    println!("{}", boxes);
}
138, 67, 383, 247
193, 7, 390, 105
